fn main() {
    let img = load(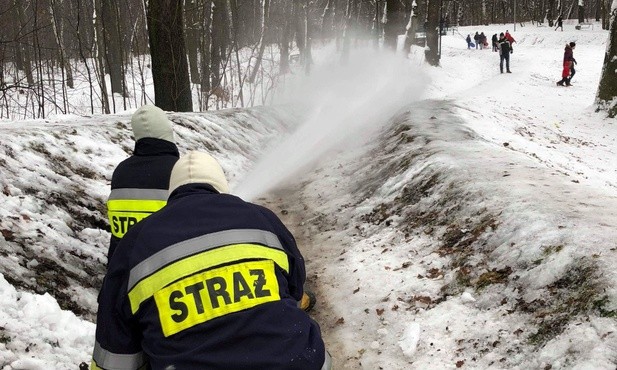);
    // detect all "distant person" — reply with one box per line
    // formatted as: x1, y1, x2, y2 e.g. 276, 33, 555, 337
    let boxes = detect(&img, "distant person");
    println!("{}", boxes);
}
567, 42, 577, 83
466, 34, 473, 49
555, 15, 564, 31
480, 32, 488, 49
474, 31, 480, 49
92, 151, 331, 370
498, 32, 512, 73
557, 42, 576, 86
492, 33, 499, 52
106, 105, 179, 260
